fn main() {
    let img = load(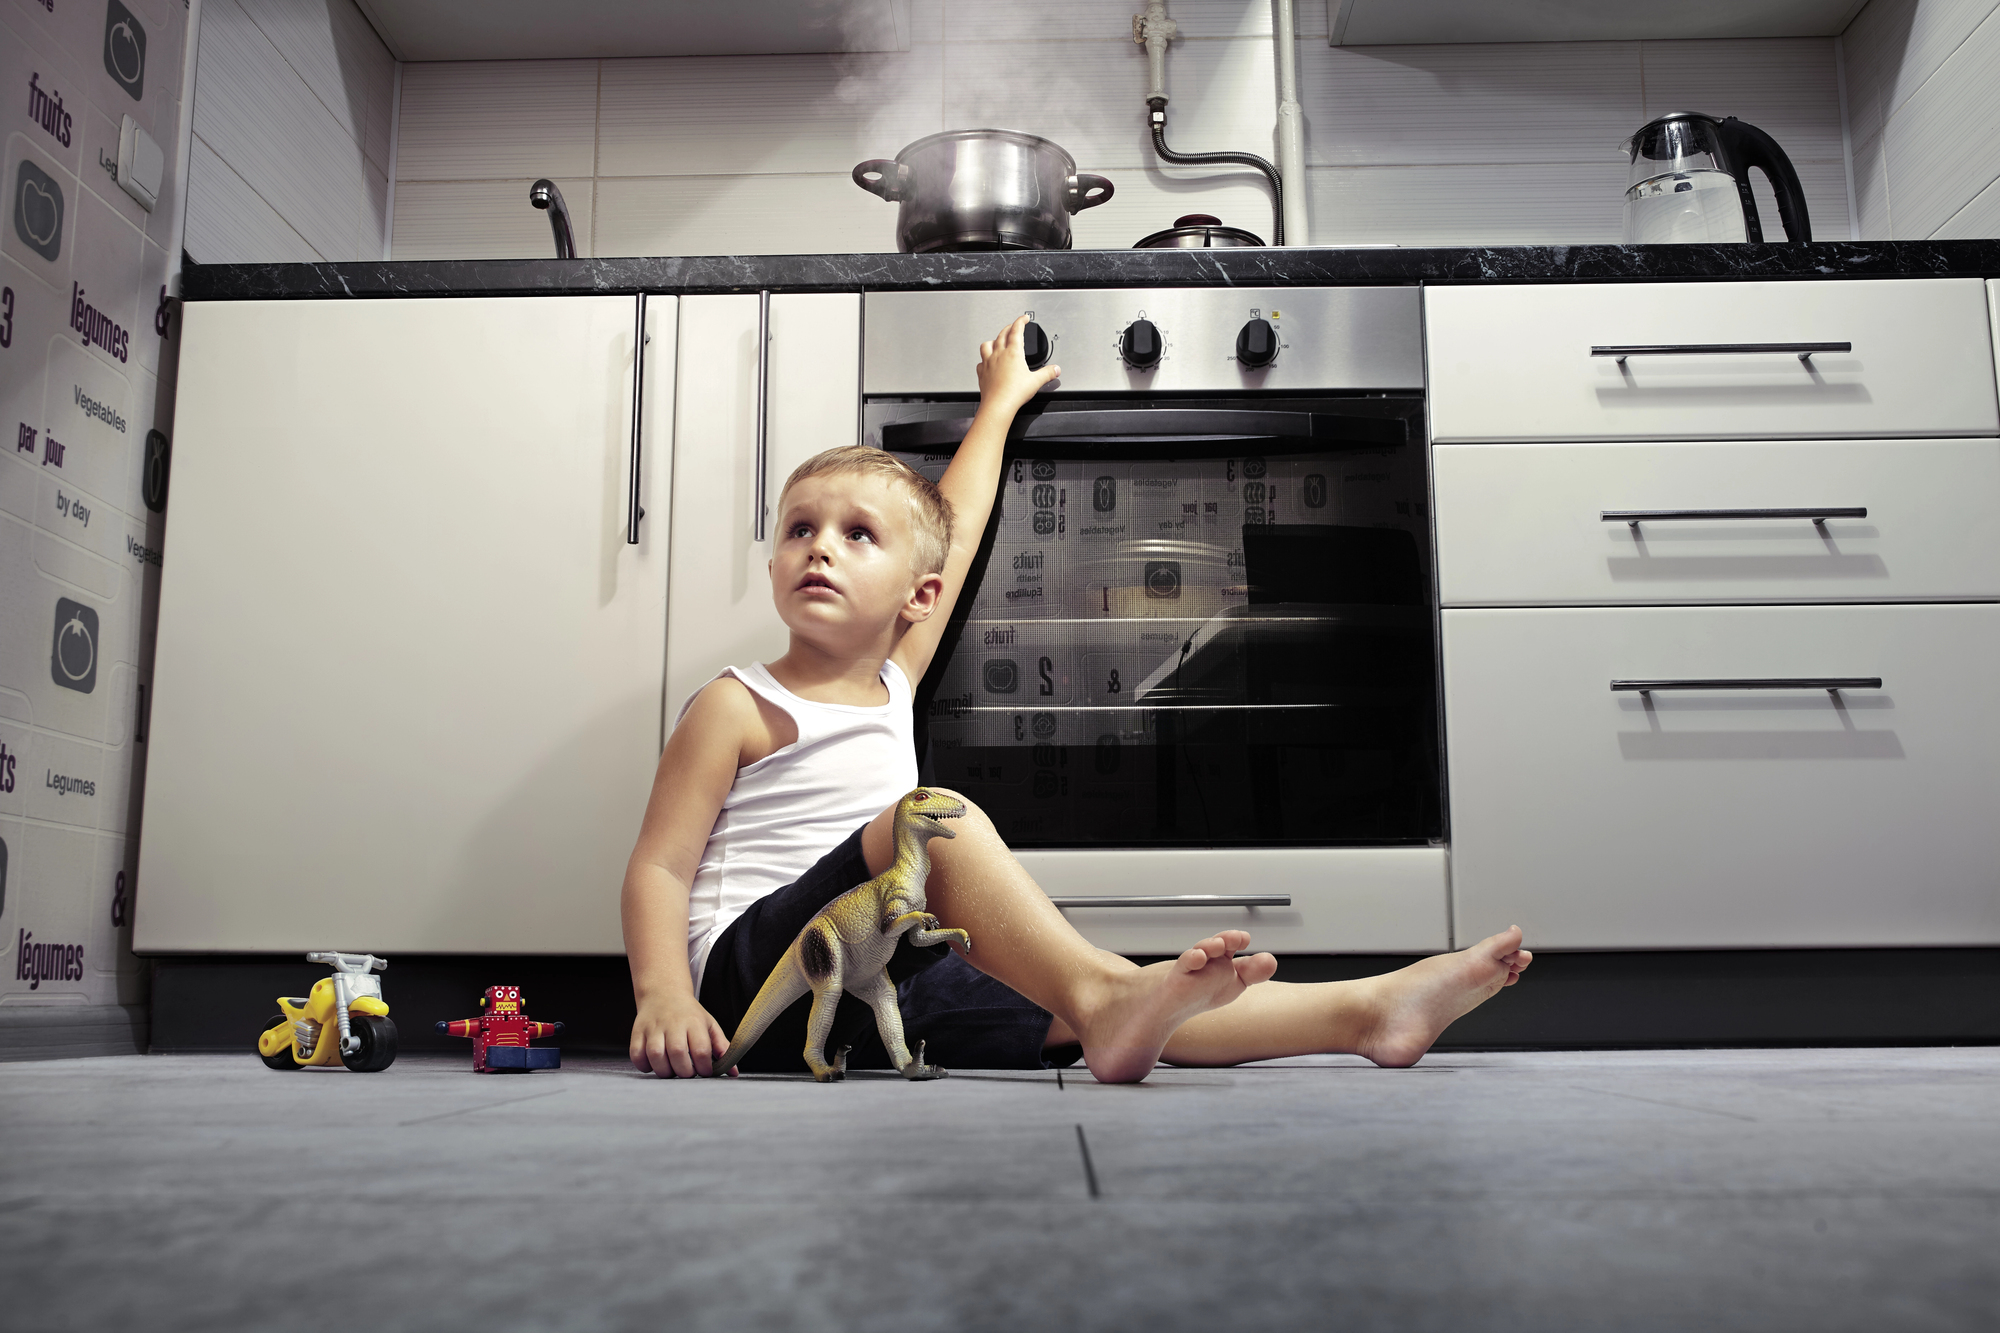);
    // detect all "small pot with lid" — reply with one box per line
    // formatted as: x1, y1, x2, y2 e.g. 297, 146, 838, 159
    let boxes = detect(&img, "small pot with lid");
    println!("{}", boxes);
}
1133, 214, 1266, 249
853, 129, 1115, 253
